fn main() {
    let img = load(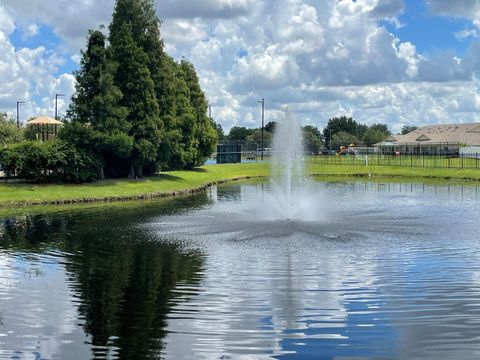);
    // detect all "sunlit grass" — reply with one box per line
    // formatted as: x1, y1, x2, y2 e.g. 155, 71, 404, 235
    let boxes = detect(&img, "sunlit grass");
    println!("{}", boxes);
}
1, 159, 480, 207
